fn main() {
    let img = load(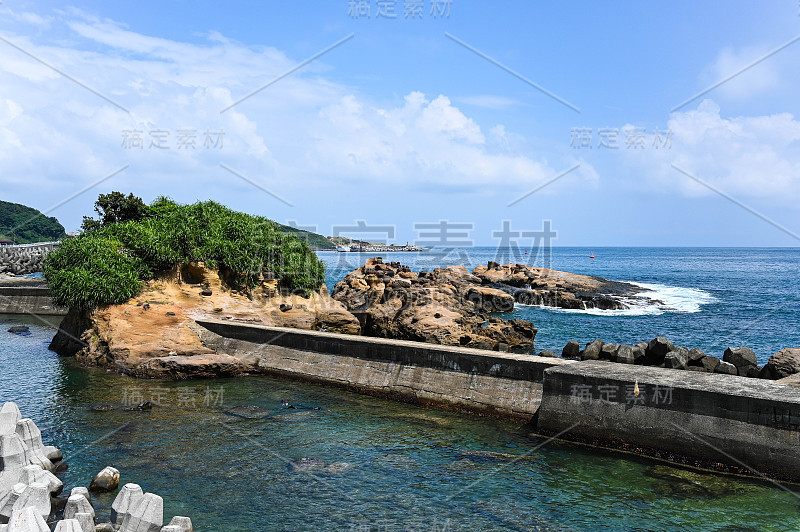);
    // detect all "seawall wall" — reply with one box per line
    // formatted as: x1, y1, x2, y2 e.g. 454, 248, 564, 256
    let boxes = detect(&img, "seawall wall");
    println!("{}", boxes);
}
0, 287, 66, 315
195, 319, 800, 482
195, 319, 574, 418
